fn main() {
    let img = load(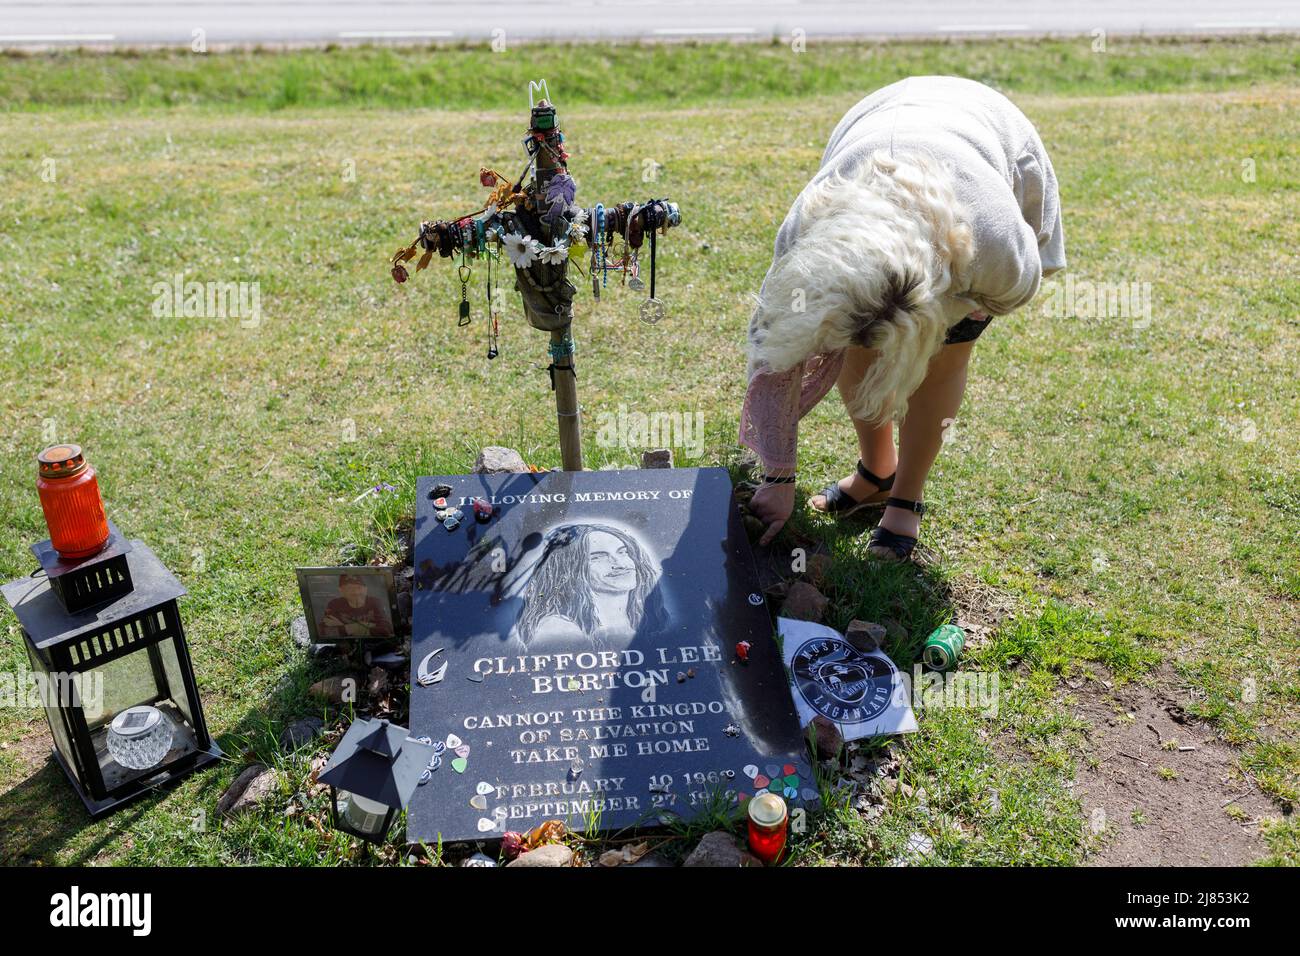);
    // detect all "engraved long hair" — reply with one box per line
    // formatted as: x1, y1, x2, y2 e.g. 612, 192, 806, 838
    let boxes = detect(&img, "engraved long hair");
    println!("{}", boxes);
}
517, 524, 665, 646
